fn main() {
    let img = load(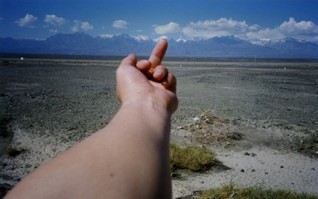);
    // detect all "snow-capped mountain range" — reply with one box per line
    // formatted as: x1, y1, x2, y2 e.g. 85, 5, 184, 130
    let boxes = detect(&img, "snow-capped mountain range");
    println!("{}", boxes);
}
1, 33, 318, 59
